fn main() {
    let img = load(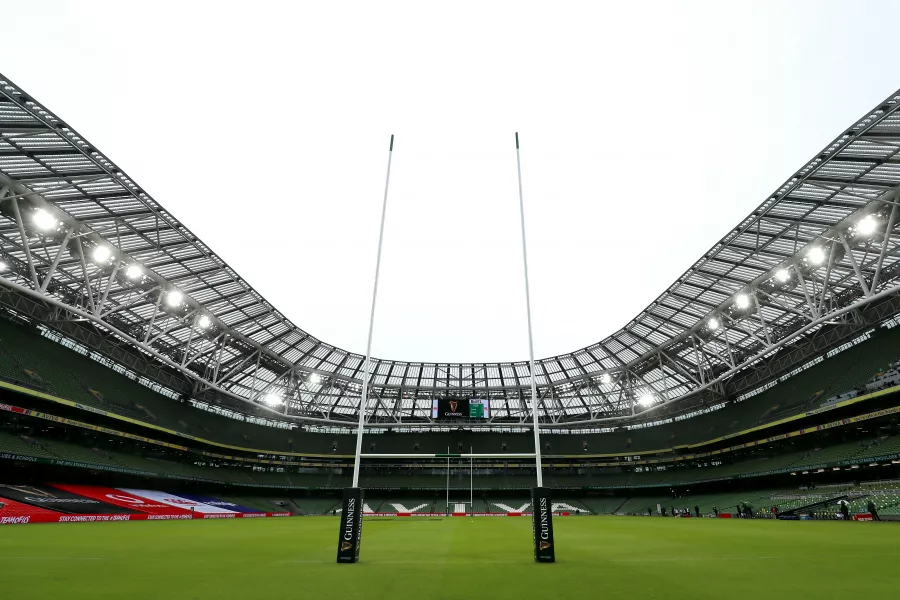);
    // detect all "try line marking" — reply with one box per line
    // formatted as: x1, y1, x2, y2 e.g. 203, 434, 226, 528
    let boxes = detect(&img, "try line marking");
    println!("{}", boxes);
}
3, 553, 898, 565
